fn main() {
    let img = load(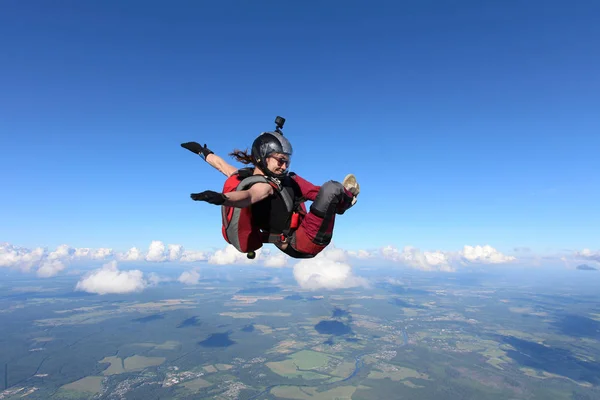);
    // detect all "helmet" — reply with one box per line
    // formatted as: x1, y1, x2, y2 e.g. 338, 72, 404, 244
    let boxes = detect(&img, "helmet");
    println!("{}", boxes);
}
251, 131, 293, 179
